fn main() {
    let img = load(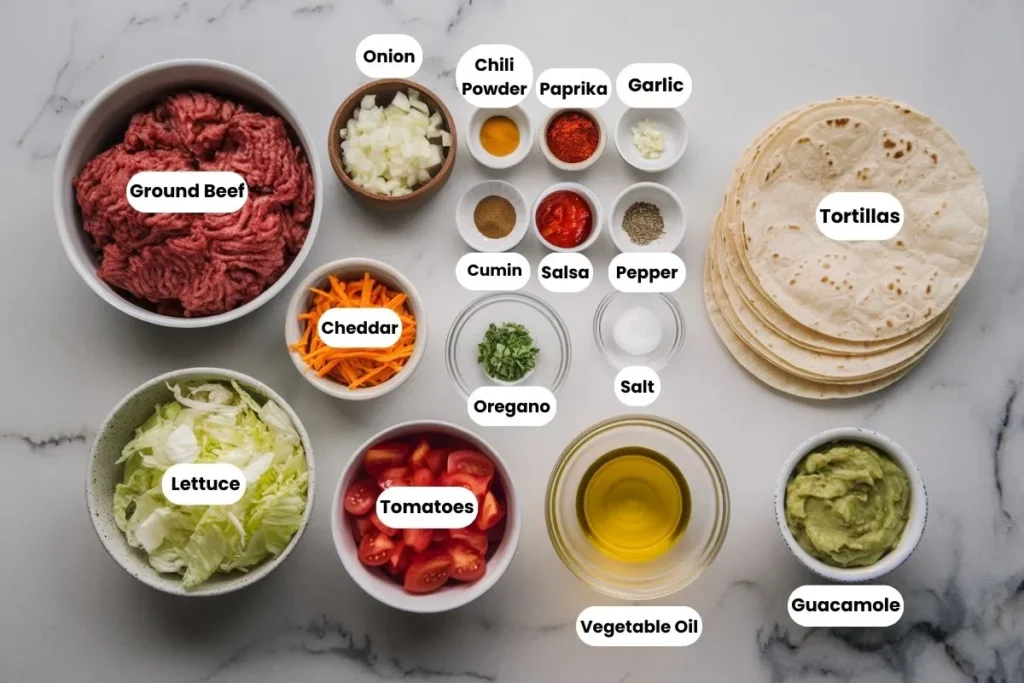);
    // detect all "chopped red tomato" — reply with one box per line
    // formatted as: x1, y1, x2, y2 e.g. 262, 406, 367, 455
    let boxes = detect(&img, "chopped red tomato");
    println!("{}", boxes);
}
387, 540, 410, 576
409, 440, 431, 470
426, 448, 452, 475
476, 491, 504, 530
445, 542, 486, 582
411, 468, 435, 487
352, 515, 374, 541
364, 442, 409, 476
358, 532, 394, 567
370, 510, 398, 537
439, 471, 488, 498
344, 479, 378, 516
448, 526, 488, 554
404, 552, 452, 594
378, 466, 411, 489
447, 450, 495, 483
403, 528, 432, 553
